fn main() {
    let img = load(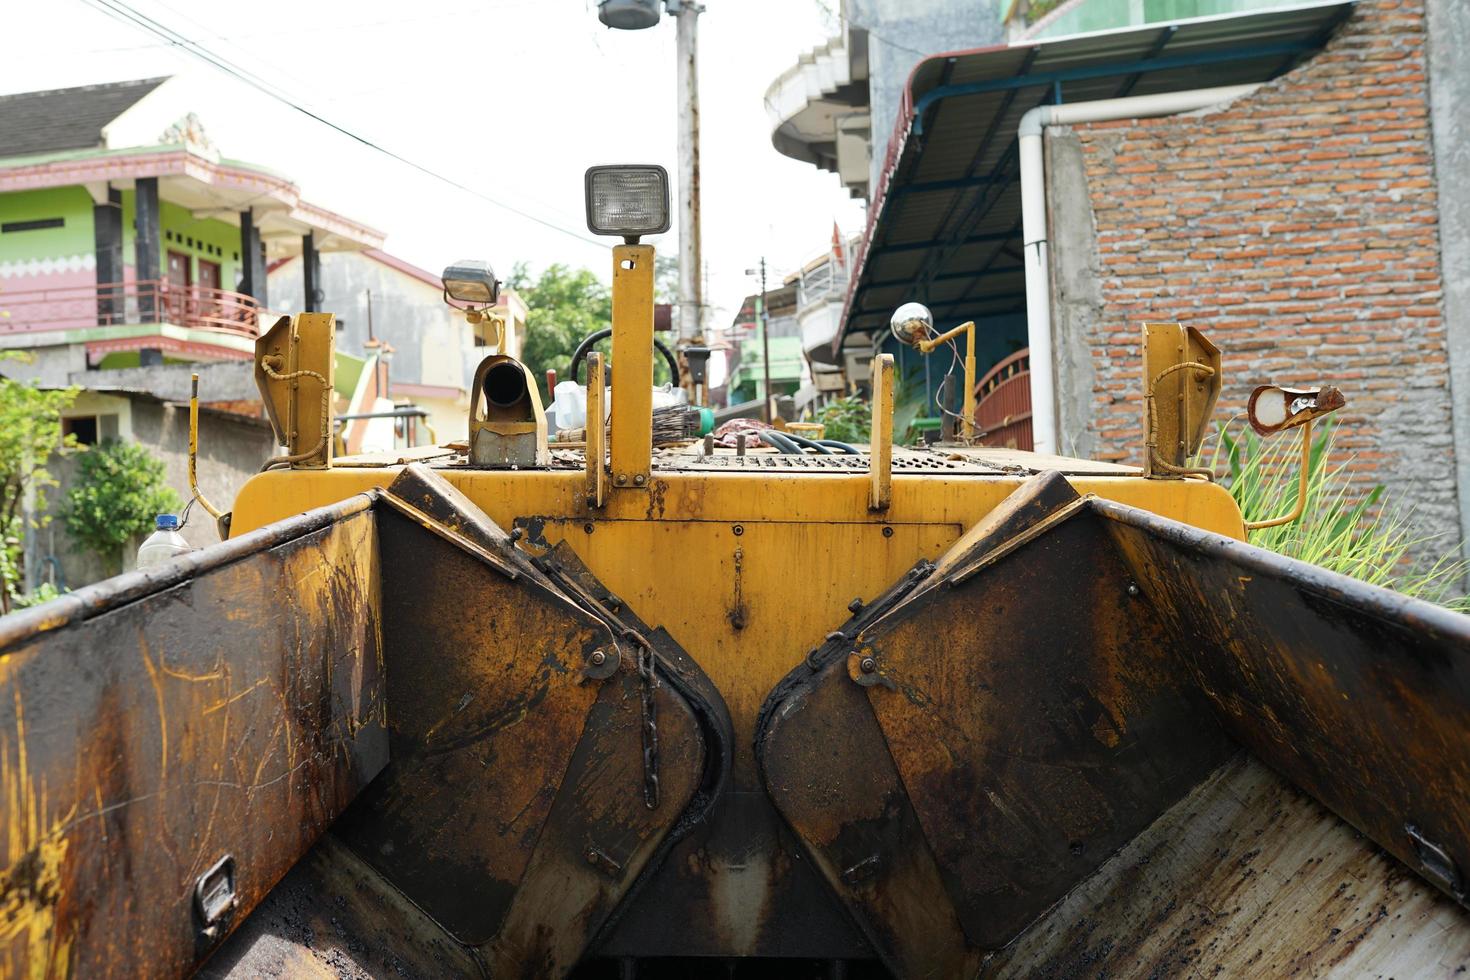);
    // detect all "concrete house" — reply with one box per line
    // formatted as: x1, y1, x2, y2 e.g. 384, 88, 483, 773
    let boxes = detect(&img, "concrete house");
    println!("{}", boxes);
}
0, 77, 388, 587
768, 0, 1470, 555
